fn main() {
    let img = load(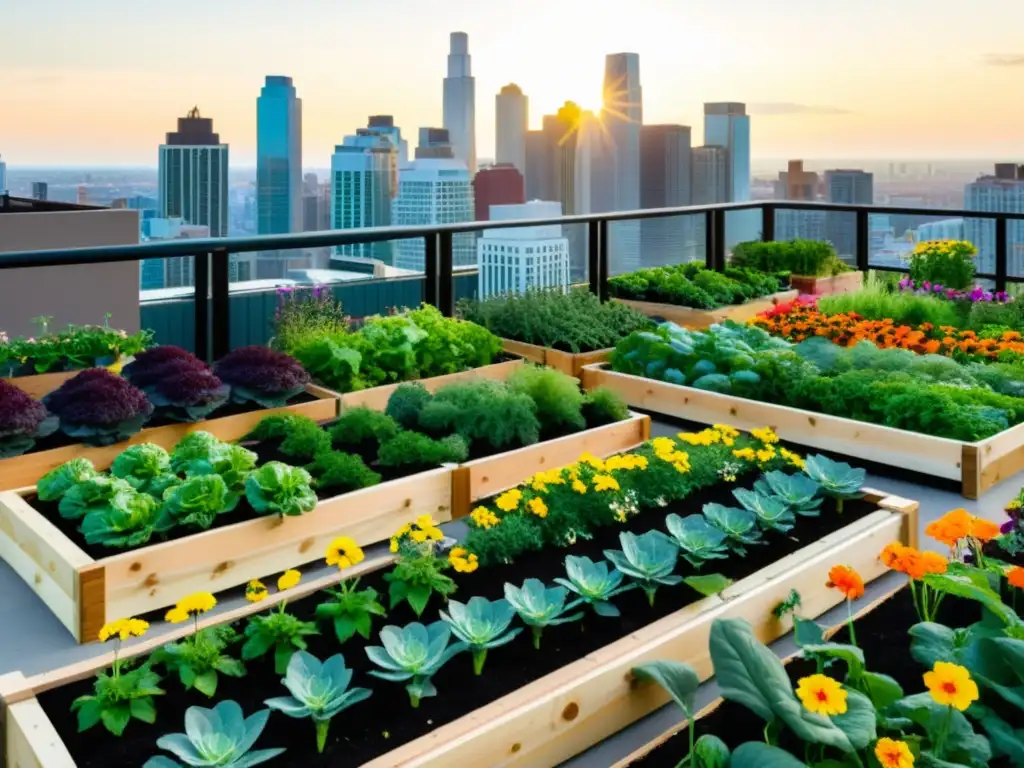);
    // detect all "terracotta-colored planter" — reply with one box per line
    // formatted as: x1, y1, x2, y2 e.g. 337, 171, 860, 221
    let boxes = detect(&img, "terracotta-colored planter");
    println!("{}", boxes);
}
789, 271, 863, 296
